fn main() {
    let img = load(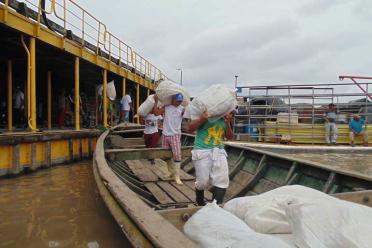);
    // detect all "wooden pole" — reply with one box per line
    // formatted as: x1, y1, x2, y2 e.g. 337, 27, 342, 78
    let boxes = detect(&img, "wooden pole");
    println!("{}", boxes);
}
30, 37, 36, 130
122, 77, 126, 97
